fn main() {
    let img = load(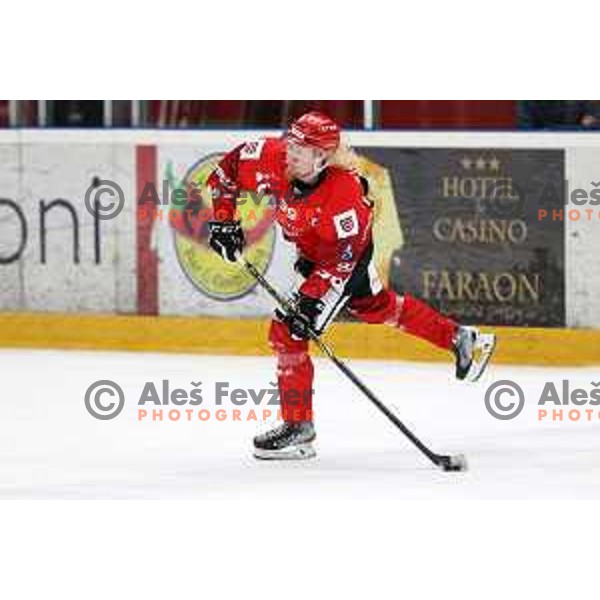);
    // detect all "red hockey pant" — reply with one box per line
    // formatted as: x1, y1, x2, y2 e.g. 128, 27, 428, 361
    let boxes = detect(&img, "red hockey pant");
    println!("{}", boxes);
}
268, 290, 457, 423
